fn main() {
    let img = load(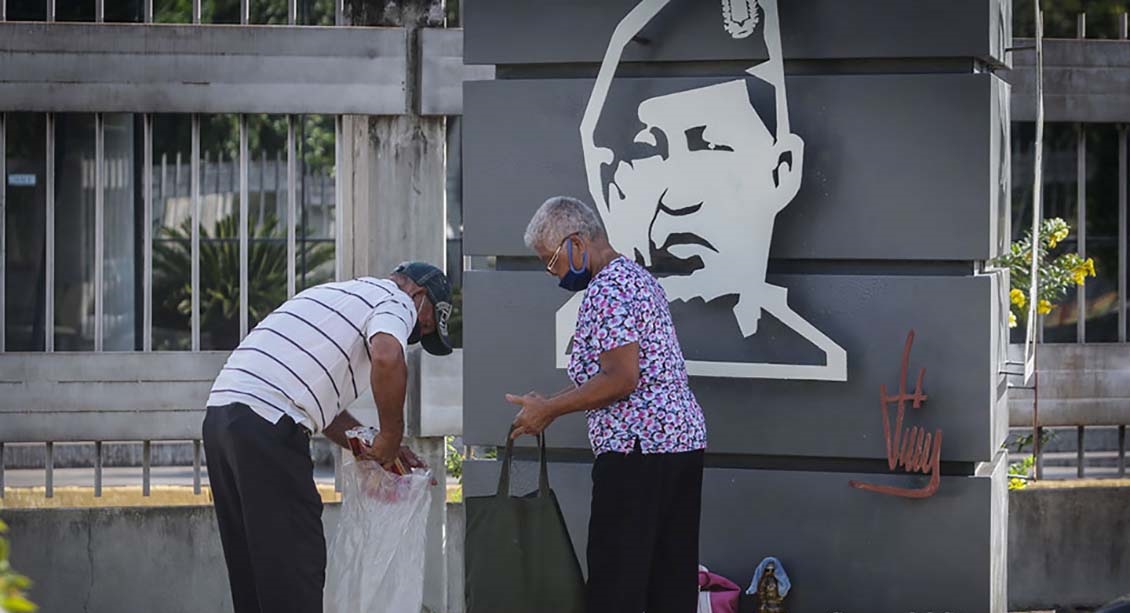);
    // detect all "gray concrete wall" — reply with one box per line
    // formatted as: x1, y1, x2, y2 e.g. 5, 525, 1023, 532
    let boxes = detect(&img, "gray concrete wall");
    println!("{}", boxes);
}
2, 485, 1125, 613
0, 504, 348, 613
464, 457, 1008, 613
1008, 485, 1131, 611
461, 0, 1012, 608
